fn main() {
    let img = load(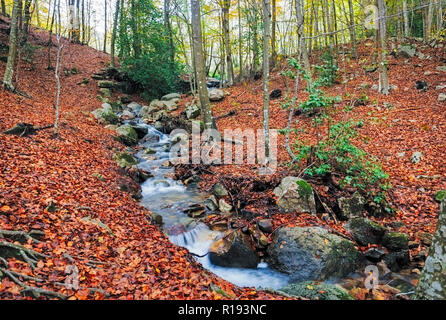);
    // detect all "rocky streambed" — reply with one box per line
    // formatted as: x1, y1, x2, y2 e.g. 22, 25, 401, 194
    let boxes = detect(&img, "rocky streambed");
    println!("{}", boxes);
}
91, 88, 425, 300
